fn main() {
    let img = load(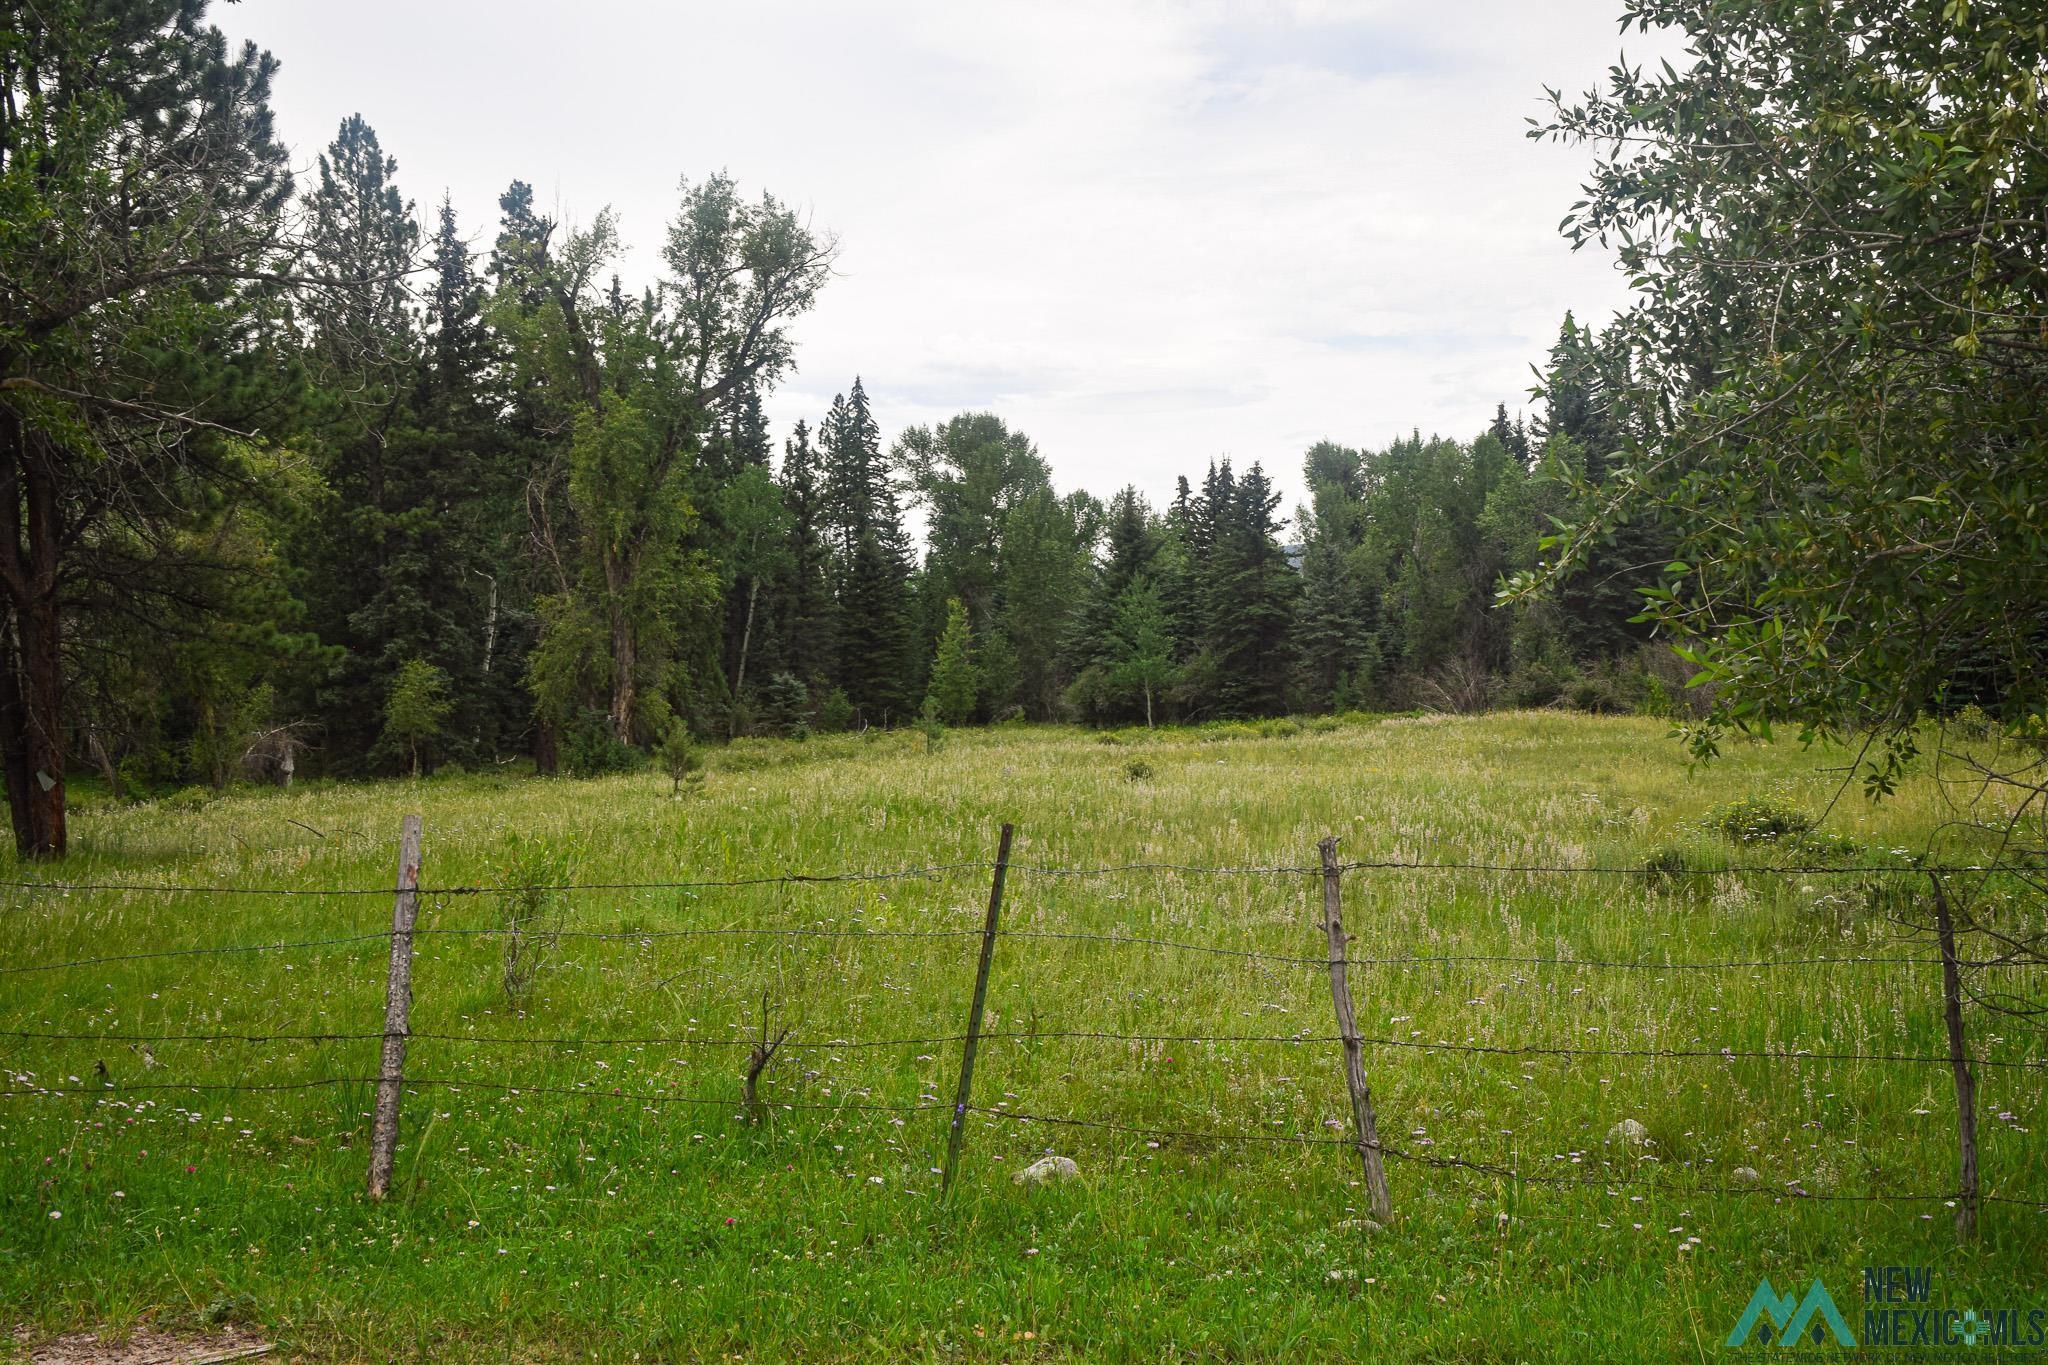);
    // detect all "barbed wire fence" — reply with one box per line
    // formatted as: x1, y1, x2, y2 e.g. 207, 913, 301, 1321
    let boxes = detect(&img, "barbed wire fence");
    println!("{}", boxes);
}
3, 819, 2045, 1236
